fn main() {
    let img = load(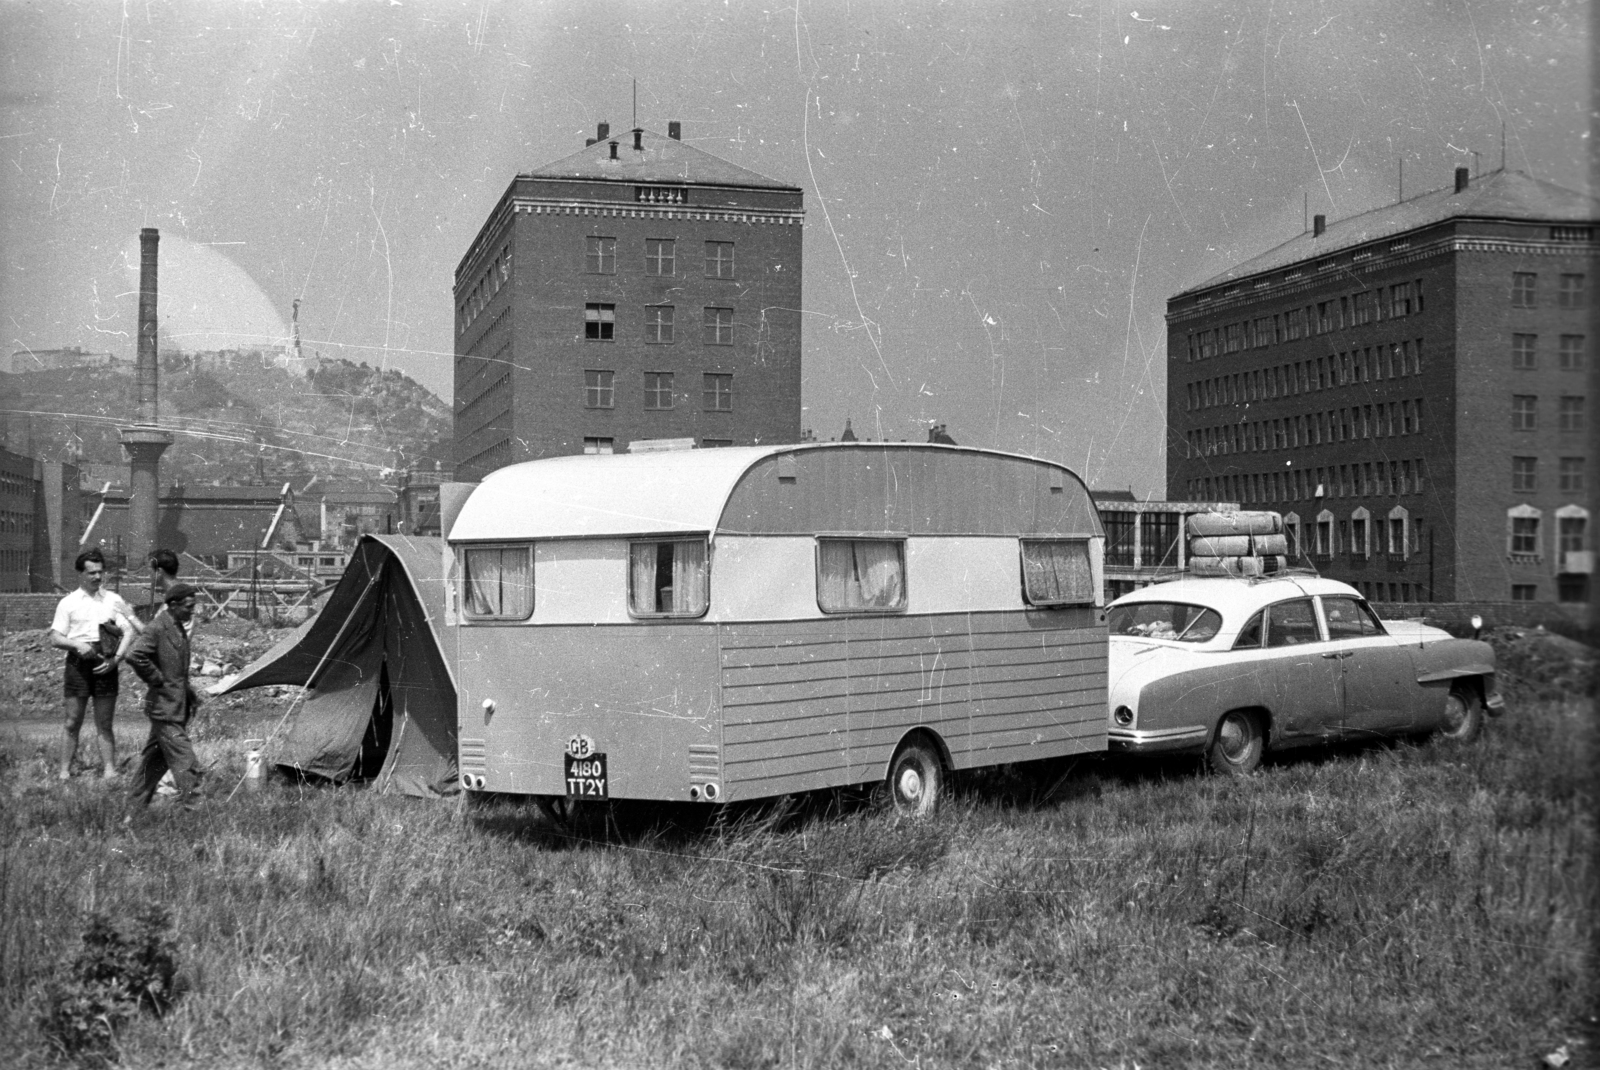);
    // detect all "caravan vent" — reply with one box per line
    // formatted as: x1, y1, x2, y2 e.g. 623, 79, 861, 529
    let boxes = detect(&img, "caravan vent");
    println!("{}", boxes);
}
459, 737, 487, 775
